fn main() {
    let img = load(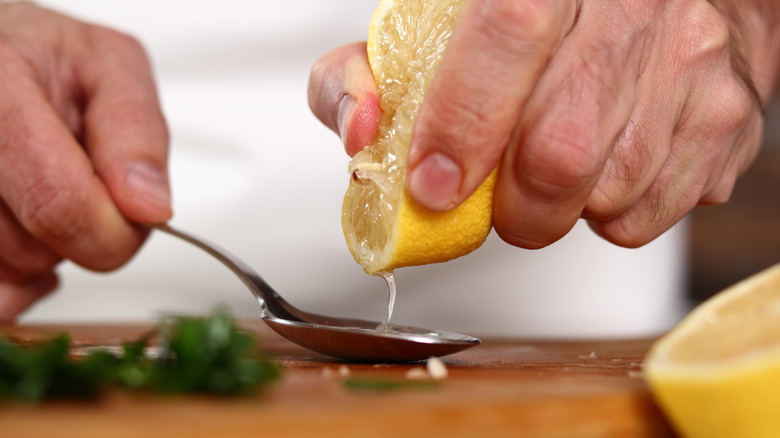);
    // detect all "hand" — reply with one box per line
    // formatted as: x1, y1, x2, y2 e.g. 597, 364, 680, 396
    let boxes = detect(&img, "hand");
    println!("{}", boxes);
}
309, 0, 780, 249
0, 3, 172, 322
